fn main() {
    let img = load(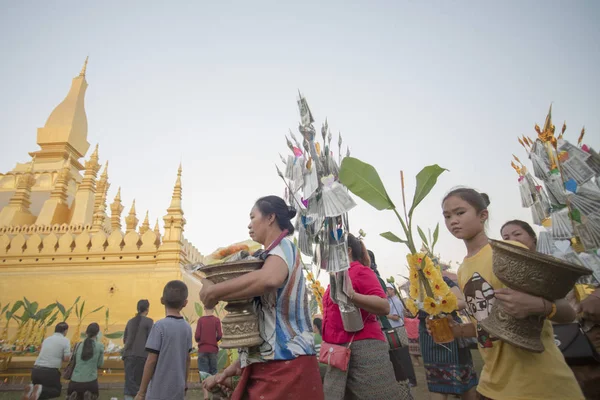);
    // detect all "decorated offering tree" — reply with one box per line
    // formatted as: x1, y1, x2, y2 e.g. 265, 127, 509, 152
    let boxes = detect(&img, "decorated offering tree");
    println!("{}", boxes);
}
275, 92, 362, 331
338, 158, 458, 342
511, 106, 600, 288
